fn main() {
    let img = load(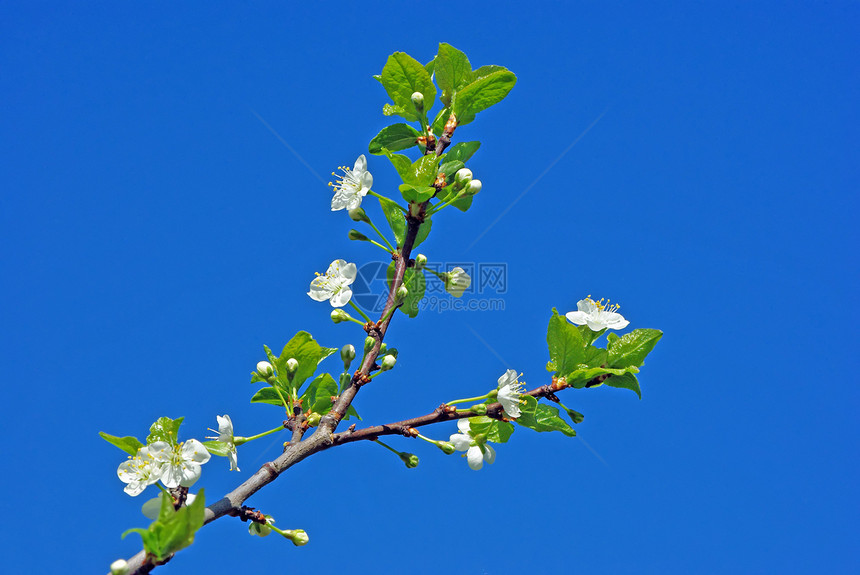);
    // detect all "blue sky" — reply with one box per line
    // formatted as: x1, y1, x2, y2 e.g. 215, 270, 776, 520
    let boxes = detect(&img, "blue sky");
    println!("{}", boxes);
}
2, 2, 858, 574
